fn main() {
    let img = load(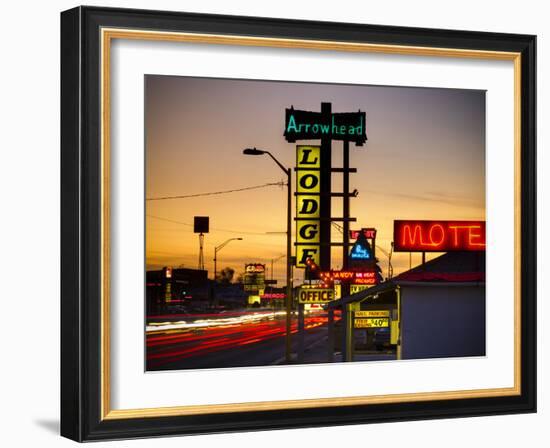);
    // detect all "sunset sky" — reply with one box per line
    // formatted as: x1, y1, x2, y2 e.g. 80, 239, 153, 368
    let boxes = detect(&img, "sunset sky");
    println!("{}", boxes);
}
145, 76, 485, 283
